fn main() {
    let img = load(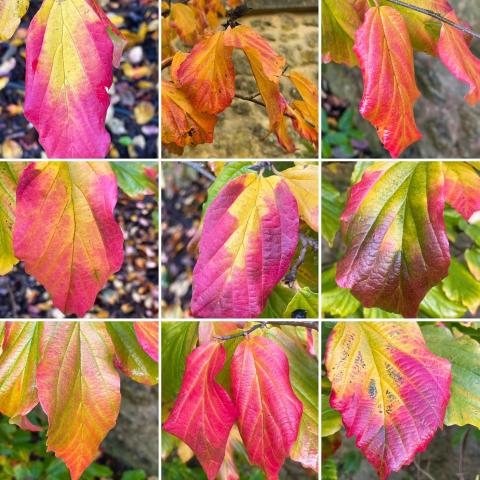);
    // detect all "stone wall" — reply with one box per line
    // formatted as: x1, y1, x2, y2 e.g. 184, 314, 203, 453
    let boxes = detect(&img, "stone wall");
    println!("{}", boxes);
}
163, 11, 318, 158
322, 0, 480, 158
